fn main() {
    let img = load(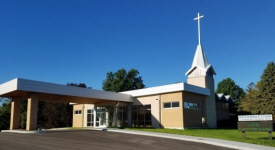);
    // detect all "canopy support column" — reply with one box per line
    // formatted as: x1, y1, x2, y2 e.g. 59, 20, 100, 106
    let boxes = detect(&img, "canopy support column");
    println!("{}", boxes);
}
10, 97, 21, 130
26, 94, 38, 131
